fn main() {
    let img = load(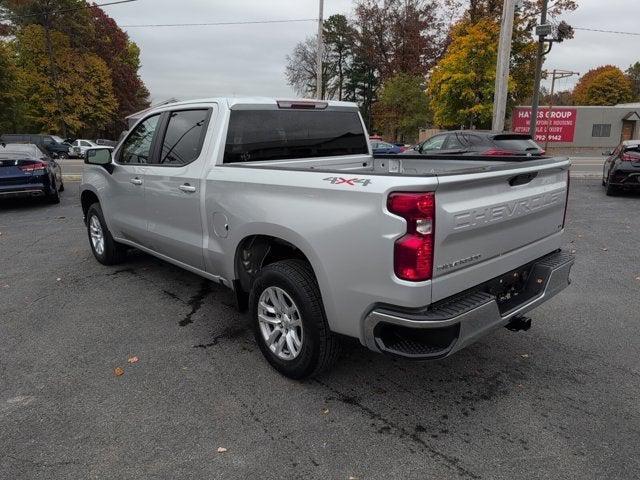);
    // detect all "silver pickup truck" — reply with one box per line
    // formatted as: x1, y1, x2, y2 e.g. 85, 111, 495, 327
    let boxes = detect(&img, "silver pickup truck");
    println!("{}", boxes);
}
80, 97, 574, 379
